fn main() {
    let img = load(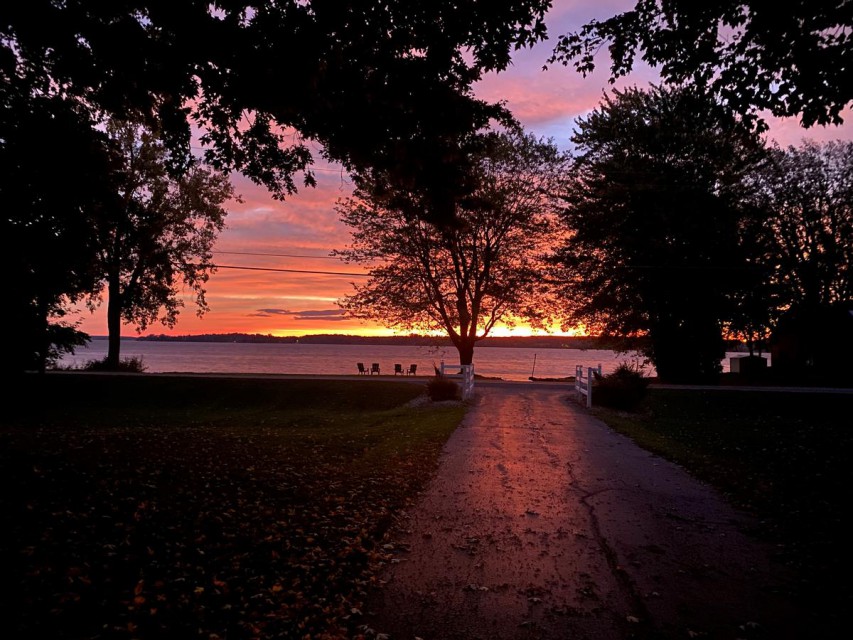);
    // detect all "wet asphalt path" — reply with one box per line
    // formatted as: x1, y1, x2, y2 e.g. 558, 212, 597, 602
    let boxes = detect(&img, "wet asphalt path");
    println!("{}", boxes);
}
366, 385, 808, 640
